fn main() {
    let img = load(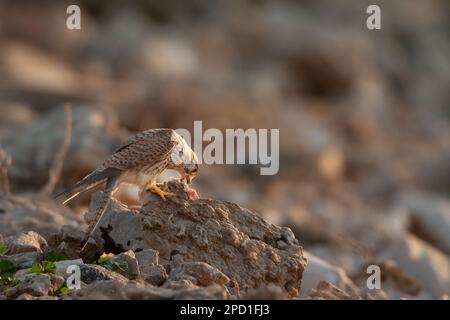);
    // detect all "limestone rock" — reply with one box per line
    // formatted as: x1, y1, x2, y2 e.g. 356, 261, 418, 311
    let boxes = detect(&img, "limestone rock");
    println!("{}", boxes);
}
134, 249, 167, 285
72, 280, 228, 300
81, 180, 306, 297
399, 192, 450, 255
170, 261, 230, 287
305, 281, 371, 300
0, 195, 83, 240
135, 249, 159, 267
110, 250, 140, 280
3, 106, 122, 189
240, 284, 288, 300
142, 264, 167, 286
4, 273, 64, 299
0, 251, 43, 269
79, 264, 129, 285
48, 225, 86, 260
5, 231, 47, 254
383, 233, 450, 298
301, 251, 357, 296
17, 294, 59, 300
54, 259, 84, 279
